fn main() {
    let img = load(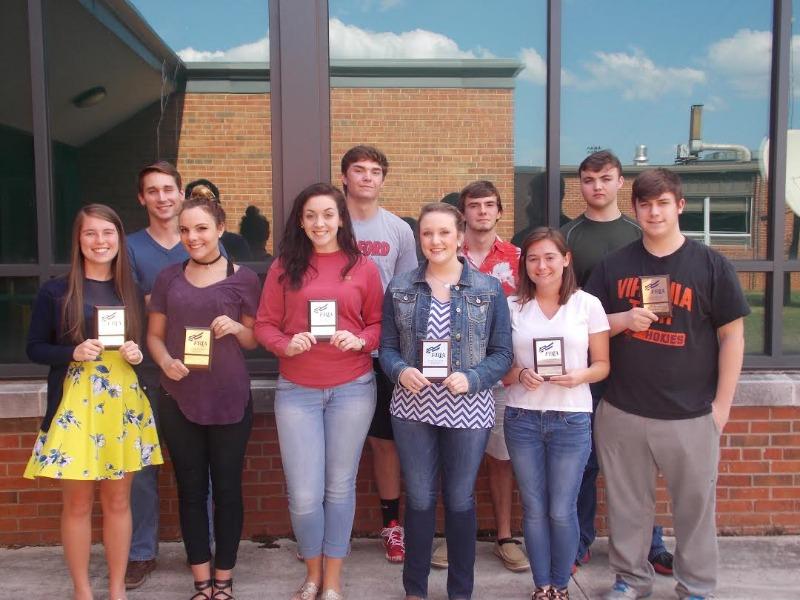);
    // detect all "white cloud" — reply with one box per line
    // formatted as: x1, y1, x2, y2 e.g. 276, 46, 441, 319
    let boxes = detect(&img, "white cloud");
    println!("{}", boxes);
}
707, 29, 771, 96
177, 37, 269, 62
178, 18, 490, 63
518, 48, 574, 87
706, 29, 800, 97
328, 17, 486, 59
518, 48, 546, 84
573, 48, 706, 101
702, 95, 728, 112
